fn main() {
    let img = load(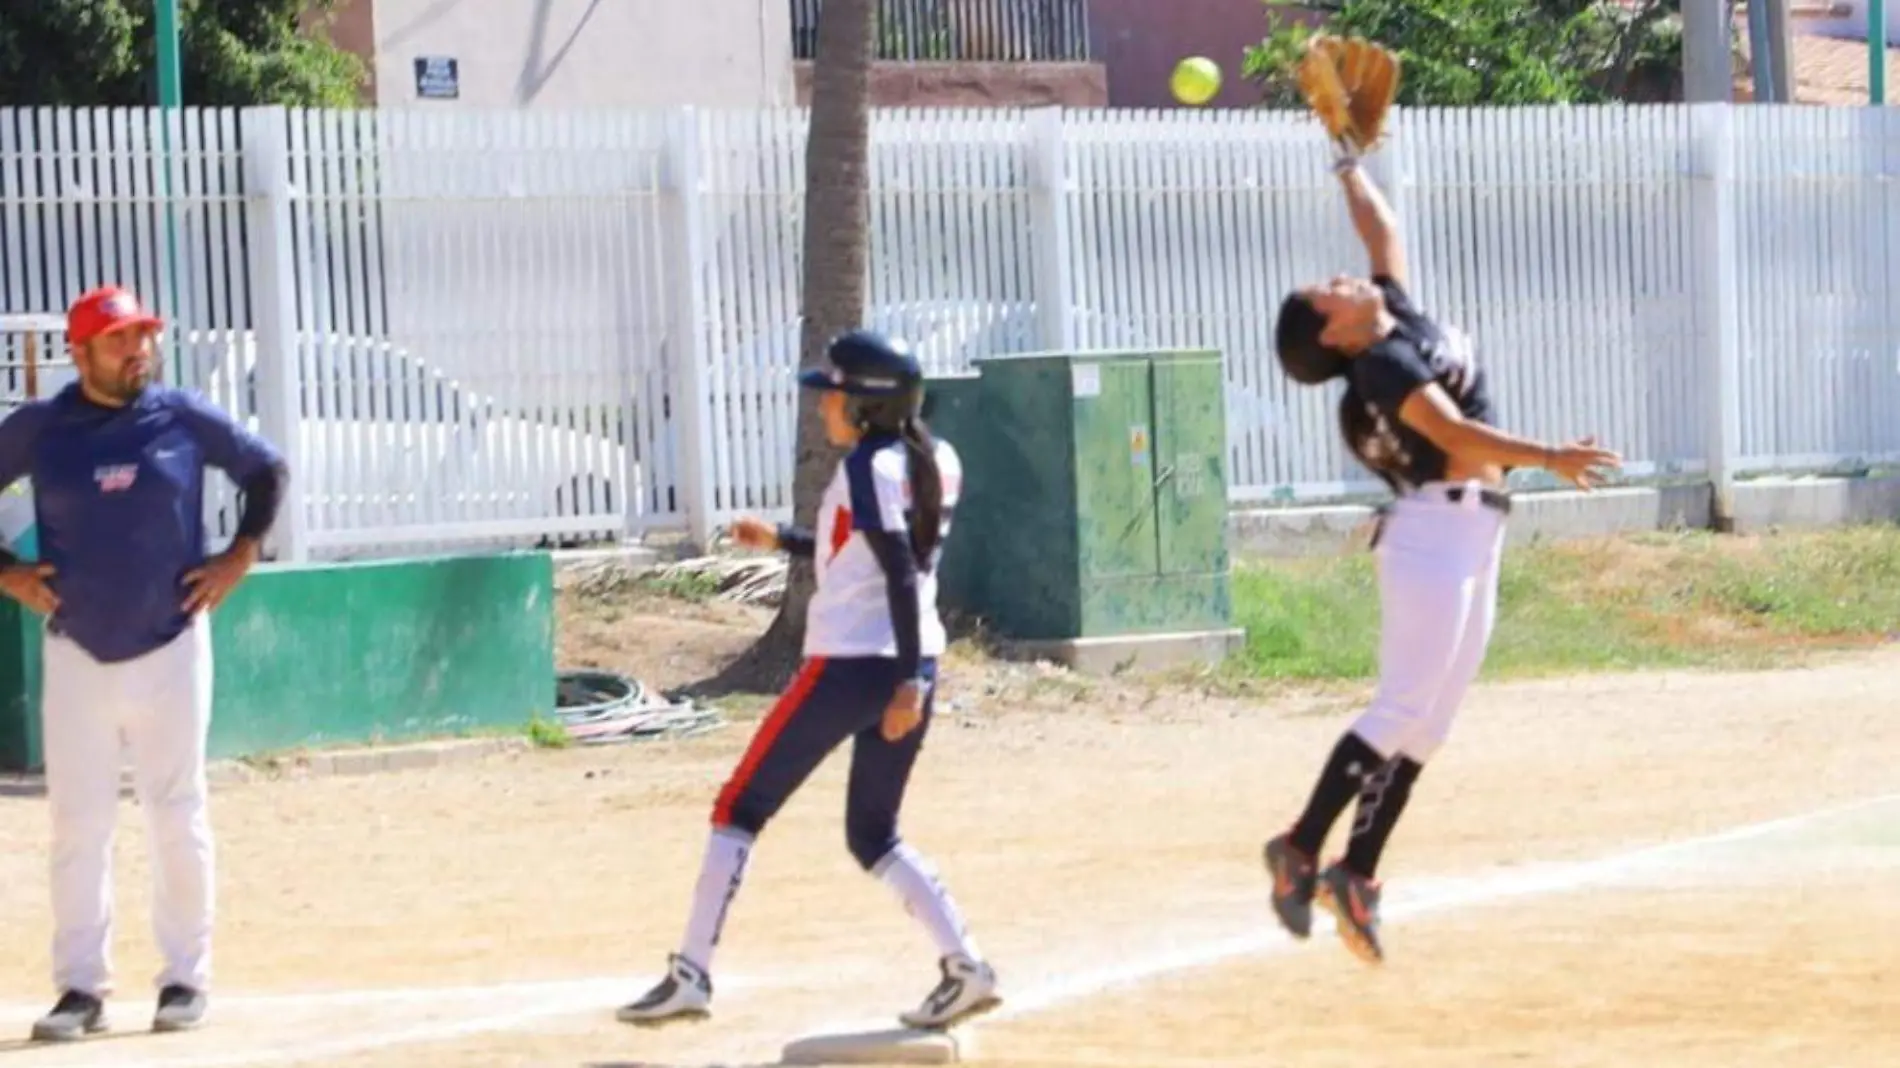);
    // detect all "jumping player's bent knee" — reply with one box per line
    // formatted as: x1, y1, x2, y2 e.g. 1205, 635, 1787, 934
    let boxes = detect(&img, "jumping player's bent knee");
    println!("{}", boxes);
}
1396, 723, 1453, 765
1347, 703, 1419, 762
